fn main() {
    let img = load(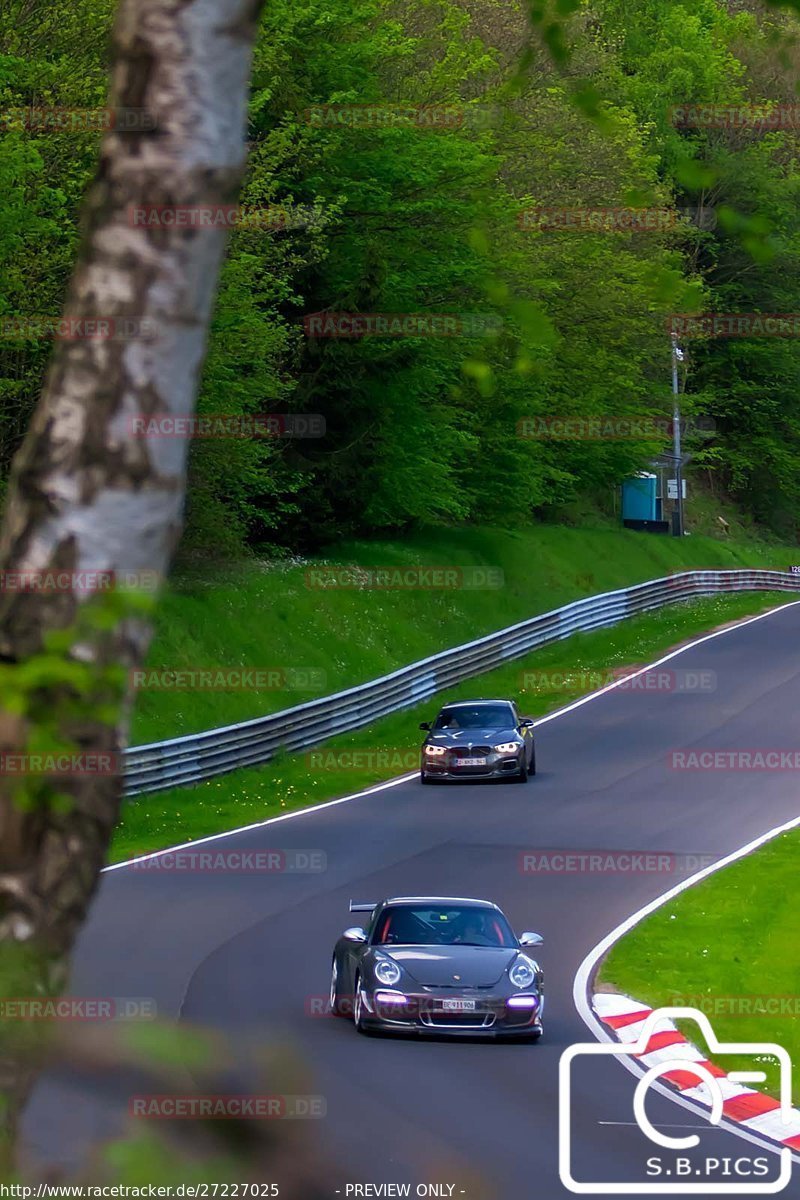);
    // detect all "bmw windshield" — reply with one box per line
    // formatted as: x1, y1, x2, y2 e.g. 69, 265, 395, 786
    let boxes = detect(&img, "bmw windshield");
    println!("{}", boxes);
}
432, 704, 514, 731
